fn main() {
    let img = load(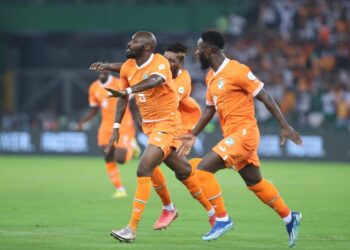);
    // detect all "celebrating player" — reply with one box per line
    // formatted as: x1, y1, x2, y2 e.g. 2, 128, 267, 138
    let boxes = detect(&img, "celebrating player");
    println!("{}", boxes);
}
77, 71, 137, 198
103, 31, 214, 243
90, 42, 205, 230
151, 42, 203, 230
177, 30, 303, 247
